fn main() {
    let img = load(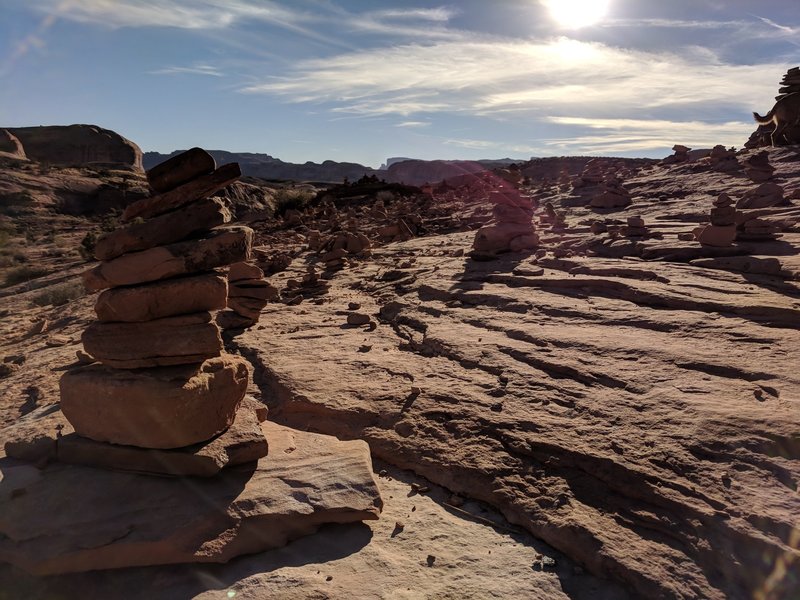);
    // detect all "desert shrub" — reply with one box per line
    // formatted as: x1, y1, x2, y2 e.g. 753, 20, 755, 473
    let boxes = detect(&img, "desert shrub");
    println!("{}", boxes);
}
3, 265, 48, 287
274, 188, 315, 216
79, 231, 98, 260
31, 281, 84, 307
